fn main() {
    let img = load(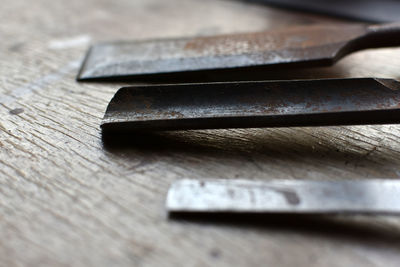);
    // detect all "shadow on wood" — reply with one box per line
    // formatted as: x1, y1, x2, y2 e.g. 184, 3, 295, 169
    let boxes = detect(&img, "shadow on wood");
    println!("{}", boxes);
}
101, 128, 400, 178
170, 212, 400, 249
